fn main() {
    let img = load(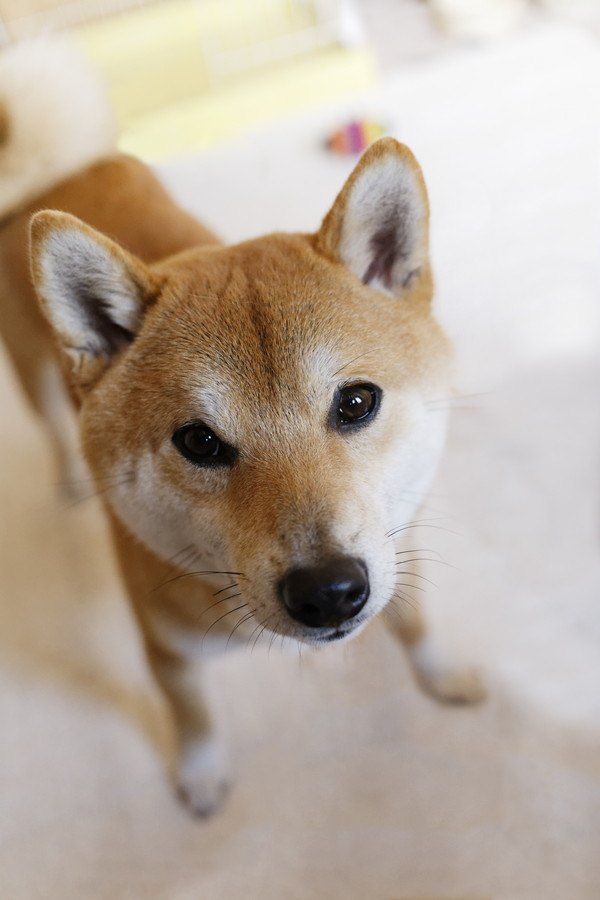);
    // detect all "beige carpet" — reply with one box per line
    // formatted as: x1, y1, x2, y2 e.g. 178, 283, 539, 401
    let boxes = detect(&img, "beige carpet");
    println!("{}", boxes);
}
1, 22, 599, 900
